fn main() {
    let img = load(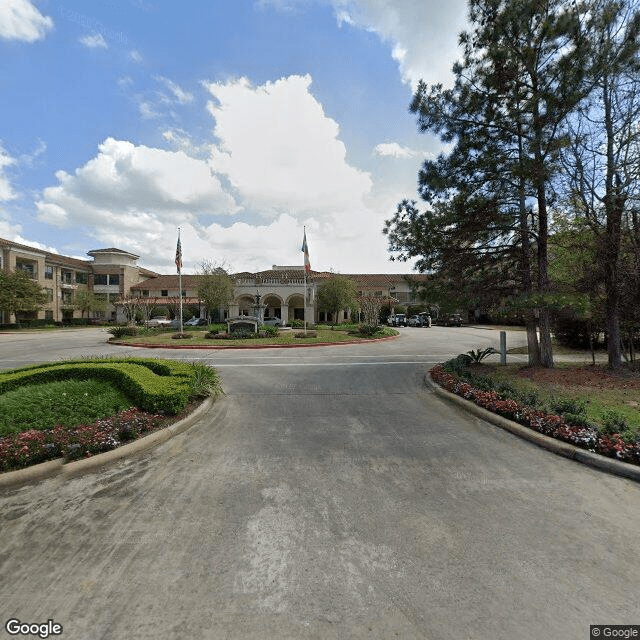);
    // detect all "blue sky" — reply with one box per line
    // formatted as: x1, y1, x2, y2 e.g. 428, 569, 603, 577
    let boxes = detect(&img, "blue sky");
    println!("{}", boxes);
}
0, 0, 467, 274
